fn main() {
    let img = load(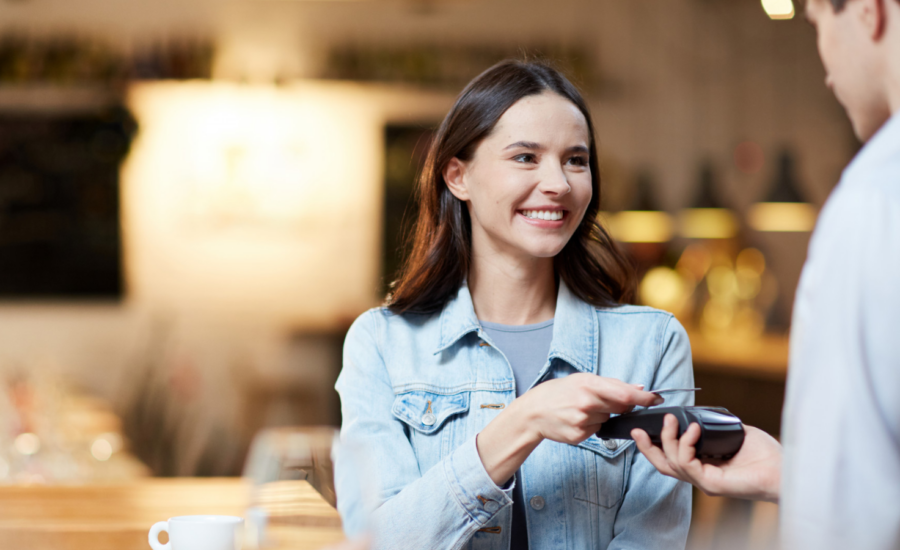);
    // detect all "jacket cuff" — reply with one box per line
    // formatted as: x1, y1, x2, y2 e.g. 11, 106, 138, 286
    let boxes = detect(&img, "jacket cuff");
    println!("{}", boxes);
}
442, 434, 515, 525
